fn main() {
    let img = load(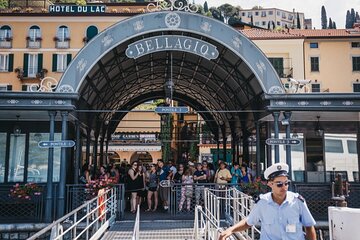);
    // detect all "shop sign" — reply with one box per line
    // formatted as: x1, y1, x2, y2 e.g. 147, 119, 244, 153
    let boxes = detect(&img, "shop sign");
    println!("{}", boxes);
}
49, 5, 106, 14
